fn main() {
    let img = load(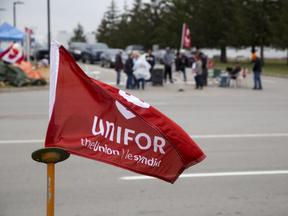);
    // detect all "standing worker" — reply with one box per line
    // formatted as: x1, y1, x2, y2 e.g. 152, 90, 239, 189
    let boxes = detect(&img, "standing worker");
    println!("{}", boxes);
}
124, 53, 135, 89
115, 50, 123, 86
177, 49, 188, 83
252, 53, 262, 90
145, 49, 155, 82
194, 56, 203, 89
163, 47, 173, 84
